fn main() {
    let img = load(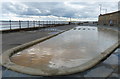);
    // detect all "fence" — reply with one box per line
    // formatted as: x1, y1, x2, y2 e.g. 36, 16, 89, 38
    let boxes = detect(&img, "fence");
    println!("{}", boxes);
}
0, 20, 70, 31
